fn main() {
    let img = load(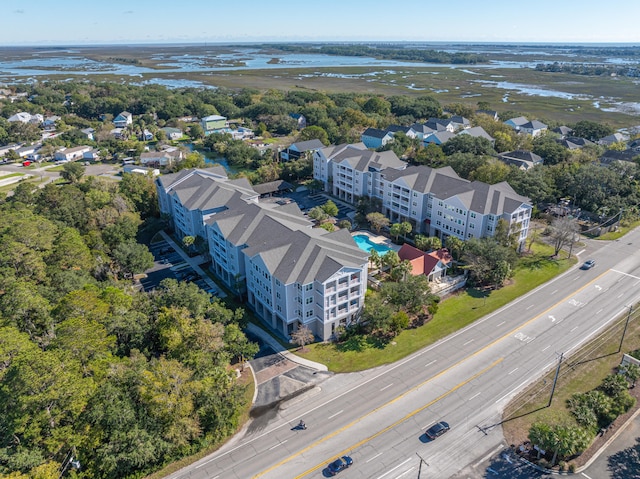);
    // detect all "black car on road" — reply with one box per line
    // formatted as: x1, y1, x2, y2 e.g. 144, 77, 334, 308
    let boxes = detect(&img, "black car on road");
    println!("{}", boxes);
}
327, 455, 353, 476
425, 421, 450, 440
